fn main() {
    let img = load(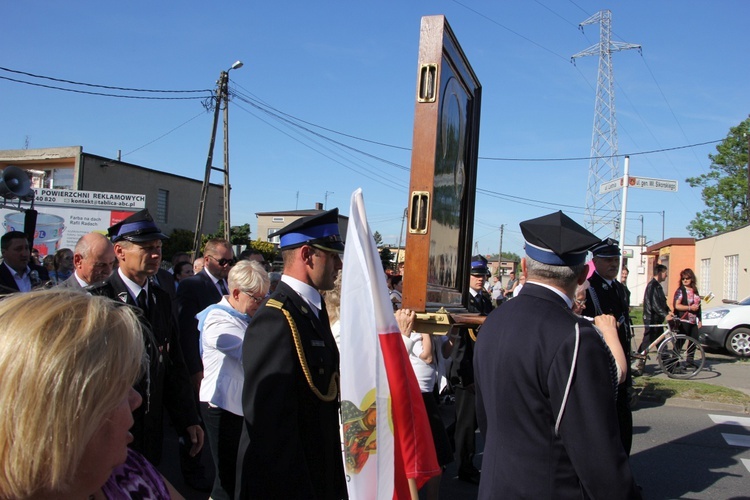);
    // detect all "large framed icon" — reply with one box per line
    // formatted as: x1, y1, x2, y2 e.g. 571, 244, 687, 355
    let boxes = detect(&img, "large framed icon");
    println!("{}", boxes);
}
402, 15, 482, 316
